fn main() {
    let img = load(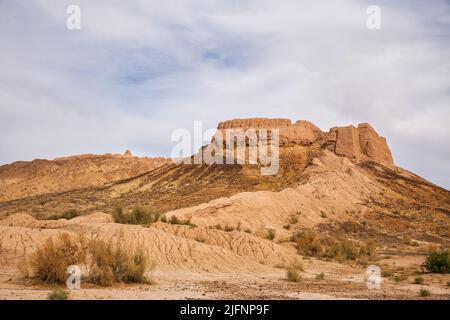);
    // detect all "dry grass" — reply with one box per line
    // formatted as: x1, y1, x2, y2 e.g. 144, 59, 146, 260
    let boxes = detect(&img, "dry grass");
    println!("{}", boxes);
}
24, 233, 154, 287
47, 288, 69, 300
285, 261, 304, 282
414, 277, 424, 285
419, 288, 431, 297
37, 209, 80, 220
167, 215, 196, 227
28, 233, 85, 284
316, 272, 325, 280
286, 268, 302, 282
113, 205, 160, 225
0, 242, 7, 264
291, 230, 377, 263
87, 239, 153, 286
266, 229, 276, 241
